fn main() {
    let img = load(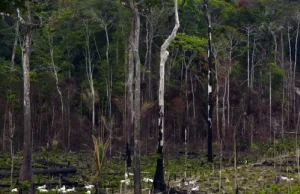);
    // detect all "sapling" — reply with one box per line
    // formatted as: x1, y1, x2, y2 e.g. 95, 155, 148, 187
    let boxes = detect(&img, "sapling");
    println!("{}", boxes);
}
92, 135, 109, 185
